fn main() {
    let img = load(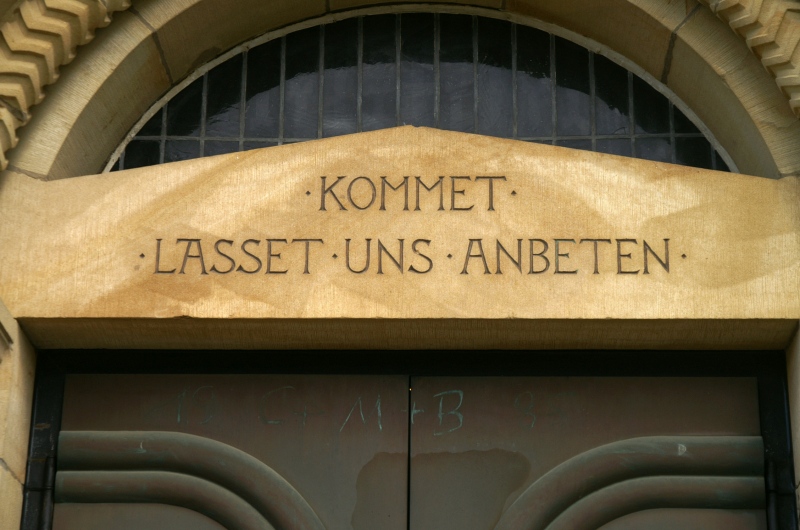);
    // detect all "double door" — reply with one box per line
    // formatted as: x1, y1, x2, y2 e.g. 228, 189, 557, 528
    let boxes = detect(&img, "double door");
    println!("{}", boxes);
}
51, 370, 769, 529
